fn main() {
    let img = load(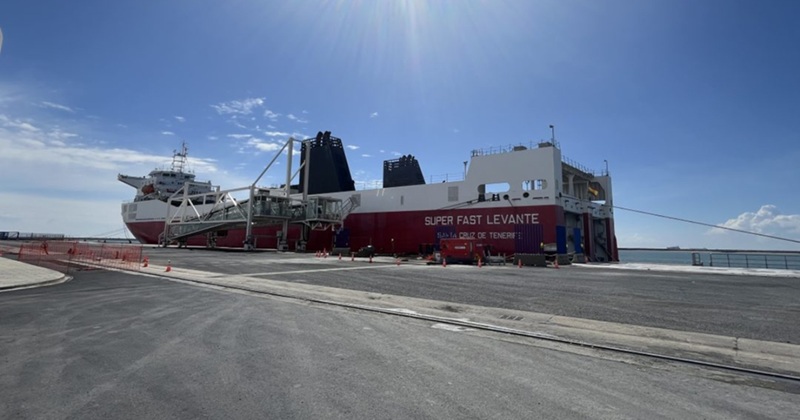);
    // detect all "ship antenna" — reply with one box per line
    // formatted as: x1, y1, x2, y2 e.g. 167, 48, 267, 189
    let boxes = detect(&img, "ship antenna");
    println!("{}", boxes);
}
172, 141, 188, 173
